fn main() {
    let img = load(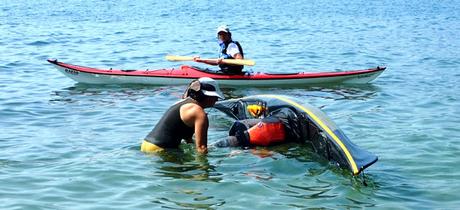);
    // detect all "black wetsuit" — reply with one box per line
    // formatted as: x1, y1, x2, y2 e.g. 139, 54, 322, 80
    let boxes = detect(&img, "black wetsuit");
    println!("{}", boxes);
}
144, 98, 195, 148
